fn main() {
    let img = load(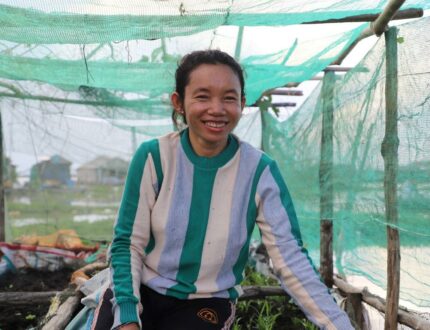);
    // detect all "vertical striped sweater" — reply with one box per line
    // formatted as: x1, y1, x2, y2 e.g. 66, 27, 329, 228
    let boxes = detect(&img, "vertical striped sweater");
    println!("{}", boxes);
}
110, 129, 352, 330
